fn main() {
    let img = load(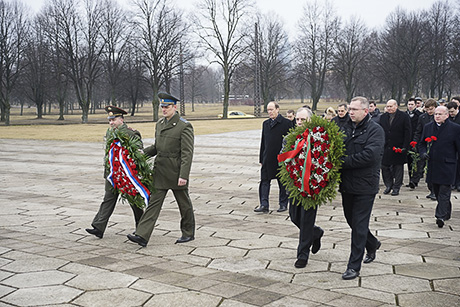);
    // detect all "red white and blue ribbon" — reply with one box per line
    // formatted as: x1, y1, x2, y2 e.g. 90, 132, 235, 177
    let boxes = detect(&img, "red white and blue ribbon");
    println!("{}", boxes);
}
107, 140, 150, 207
